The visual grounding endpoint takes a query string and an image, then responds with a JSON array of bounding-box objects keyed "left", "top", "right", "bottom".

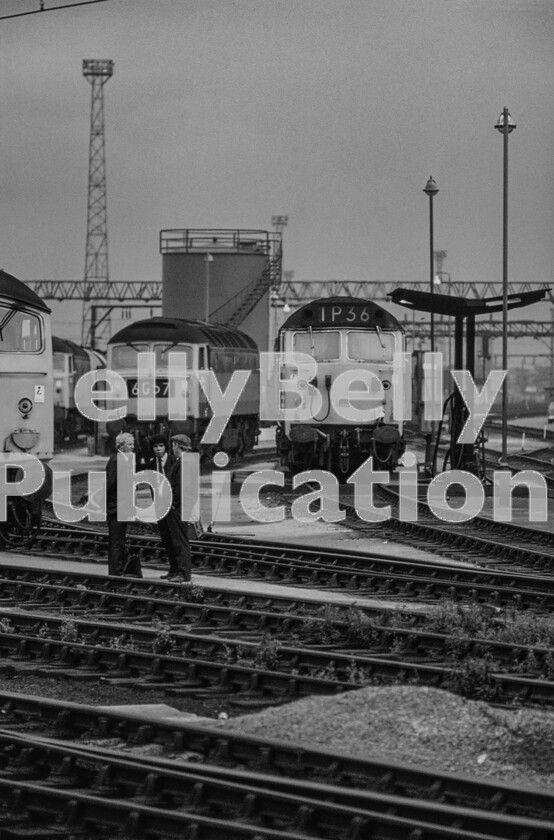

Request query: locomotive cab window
[
  {"left": 293, "top": 330, "right": 341, "bottom": 361},
  {"left": 154, "top": 343, "right": 193, "bottom": 369},
  {"left": 0, "top": 306, "right": 43, "bottom": 352},
  {"left": 347, "top": 330, "right": 395, "bottom": 361},
  {"left": 110, "top": 344, "right": 150, "bottom": 369}
]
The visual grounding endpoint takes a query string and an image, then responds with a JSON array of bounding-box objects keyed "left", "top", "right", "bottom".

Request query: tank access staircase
[
  {"left": 210, "top": 248, "right": 282, "bottom": 328},
  {"left": 159, "top": 228, "right": 282, "bottom": 329}
]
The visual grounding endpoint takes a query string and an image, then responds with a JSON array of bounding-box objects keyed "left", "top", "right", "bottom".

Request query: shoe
[
  {"left": 160, "top": 572, "right": 174, "bottom": 580},
  {"left": 169, "top": 573, "right": 191, "bottom": 583}
]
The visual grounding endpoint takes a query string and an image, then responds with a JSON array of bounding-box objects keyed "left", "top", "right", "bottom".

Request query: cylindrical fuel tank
[{"left": 160, "top": 229, "right": 280, "bottom": 349}]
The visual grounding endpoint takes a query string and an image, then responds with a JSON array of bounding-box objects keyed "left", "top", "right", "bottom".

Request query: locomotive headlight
[{"left": 18, "top": 397, "right": 33, "bottom": 417}]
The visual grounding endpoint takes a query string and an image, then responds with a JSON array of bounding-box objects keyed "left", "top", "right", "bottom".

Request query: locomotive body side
[
  {"left": 0, "top": 271, "right": 53, "bottom": 544},
  {"left": 53, "top": 338, "right": 105, "bottom": 444},
  {"left": 277, "top": 297, "right": 405, "bottom": 477},
  {"left": 0, "top": 277, "right": 53, "bottom": 461},
  {"left": 106, "top": 317, "right": 259, "bottom": 460}
]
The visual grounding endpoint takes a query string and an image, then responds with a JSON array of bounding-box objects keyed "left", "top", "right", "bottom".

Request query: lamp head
[
  {"left": 495, "top": 108, "right": 516, "bottom": 133},
  {"left": 423, "top": 176, "right": 439, "bottom": 197}
]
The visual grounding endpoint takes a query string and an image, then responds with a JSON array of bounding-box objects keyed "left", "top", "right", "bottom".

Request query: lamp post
[
  {"left": 495, "top": 107, "right": 516, "bottom": 462},
  {"left": 423, "top": 177, "right": 439, "bottom": 351},
  {"left": 204, "top": 252, "right": 214, "bottom": 322},
  {"left": 434, "top": 270, "right": 452, "bottom": 368}
]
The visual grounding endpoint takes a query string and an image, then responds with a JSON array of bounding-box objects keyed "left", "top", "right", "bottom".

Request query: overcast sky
[{"left": 0, "top": 0, "right": 552, "bottom": 333}]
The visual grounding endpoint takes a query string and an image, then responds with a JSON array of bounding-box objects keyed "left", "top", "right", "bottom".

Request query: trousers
[
  {"left": 159, "top": 508, "right": 191, "bottom": 579},
  {"left": 107, "top": 515, "right": 128, "bottom": 576}
]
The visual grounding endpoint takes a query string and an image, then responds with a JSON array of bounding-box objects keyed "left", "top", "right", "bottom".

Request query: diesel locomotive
[
  {"left": 0, "top": 270, "right": 53, "bottom": 545},
  {"left": 276, "top": 296, "right": 405, "bottom": 477},
  {"left": 105, "top": 316, "right": 260, "bottom": 461},
  {"left": 53, "top": 337, "right": 105, "bottom": 445}
]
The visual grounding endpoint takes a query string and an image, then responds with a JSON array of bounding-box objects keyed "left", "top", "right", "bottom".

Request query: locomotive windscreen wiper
[
  {"left": 160, "top": 341, "right": 179, "bottom": 357},
  {"left": 375, "top": 325, "right": 386, "bottom": 355},
  {"left": 0, "top": 308, "right": 18, "bottom": 341}
]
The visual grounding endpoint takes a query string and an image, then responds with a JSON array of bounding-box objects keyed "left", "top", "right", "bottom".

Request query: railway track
[
  {"left": 3, "top": 456, "right": 554, "bottom": 833},
  {"left": 0, "top": 692, "right": 553, "bottom": 838},
  {"left": 3, "top": 566, "right": 554, "bottom": 706},
  {"left": 11, "top": 524, "right": 554, "bottom": 610},
  {"left": 341, "top": 480, "right": 554, "bottom": 575},
  {"left": 28, "top": 440, "right": 554, "bottom": 583}
]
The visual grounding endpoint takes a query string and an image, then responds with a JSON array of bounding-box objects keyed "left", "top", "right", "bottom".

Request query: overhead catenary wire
[{"left": 0, "top": 0, "right": 115, "bottom": 20}]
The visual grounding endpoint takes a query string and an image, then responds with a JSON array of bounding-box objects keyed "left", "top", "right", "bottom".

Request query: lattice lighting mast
[{"left": 81, "top": 59, "right": 114, "bottom": 348}]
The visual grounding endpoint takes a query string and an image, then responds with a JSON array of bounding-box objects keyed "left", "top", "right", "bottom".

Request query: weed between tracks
[
  {"left": 0, "top": 618, "right": 14, "bottom": 633},
  {"left": 5, "top": 588, "right": 554, "bottom": 705},
  {"left": 222, "top": 636, "right": 281, "bottom": 670},
  {"left": 173, "top": 583, "right": 205, "bottom": 603},
  {"left": 292, "top": 600, "right": 554, "bottom": 699}
]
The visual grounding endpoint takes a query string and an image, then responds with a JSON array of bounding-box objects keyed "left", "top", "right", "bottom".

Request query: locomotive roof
[
  {"left": 280, "top": 297, "right": 403, "bottom": 331},
  {"left": 109, "top": 317, "right": 258, "bottom": 350},
  {"left": 52, "top": 336, "right": 89, "bottom": 358},
  {"left": 0, "top": 270, "right": 51, "bottom": 313}
]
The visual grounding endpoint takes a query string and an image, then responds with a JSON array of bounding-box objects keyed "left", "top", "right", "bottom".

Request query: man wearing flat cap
[{"left": 158, "top": 434, "right": 193, "bottom": 582}]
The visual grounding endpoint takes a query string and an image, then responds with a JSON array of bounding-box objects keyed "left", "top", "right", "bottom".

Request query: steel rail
[
  {"left": 200, "top": 532, "right": 554, "bottom": 588},
  {"left": 0, "top": 628, "right": 355, "bottom": 700},
  {"left": 5, "top": 575, "right": 554, "bottom": 688},
  {"left": 4, "top": 603, "right": 554, "bottom": 682},
  {"left": 0, "top": 778, "right": 328, "bottom": 840},
  {"left": 346, "top": 482, "right": 554, "bottom": 574},
  {"left": 0, "top": 691, "right": 553, "bottom": 824},
  {"left": 10, "top": 528, "right": 554, "bottom": 609},
  {"left": 2, "top": 612, "right": 554, "bottom": 706},
  {"left": 0, "top": 730, "right": 551, "bottom": 840},
  {"left": 22, "top": 517, "right": 554, "bottom": 595},
  {"left": 0, "top": 576, "right": 341, "bottom": 631},
  {"left": 34, "top": 502, "right": 554, "bottom": 579},
  {"left": 0, "top": 566, "right": 352, "bottom": 617},
  {"left": 46, "top": 487, "right": 554, "bottom": 572},
  {"left": 0, "top": 777, "right": 511, "bottom": 840}
]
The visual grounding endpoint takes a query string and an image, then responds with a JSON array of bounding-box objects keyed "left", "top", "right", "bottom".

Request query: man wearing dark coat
[
  {"left": 160, "top": 433, "right": 193, "bottom": 582},
  {"left": 146, "top": 434, "right": 177, "bottom": 579},
  {"left": 105, "top": 431, "right": 135, "bottom": 576}
]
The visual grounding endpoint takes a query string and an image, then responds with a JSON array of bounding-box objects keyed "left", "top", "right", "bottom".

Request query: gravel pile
[{"left": 210, "top": 685, "right": 554, "bottom": 790}]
